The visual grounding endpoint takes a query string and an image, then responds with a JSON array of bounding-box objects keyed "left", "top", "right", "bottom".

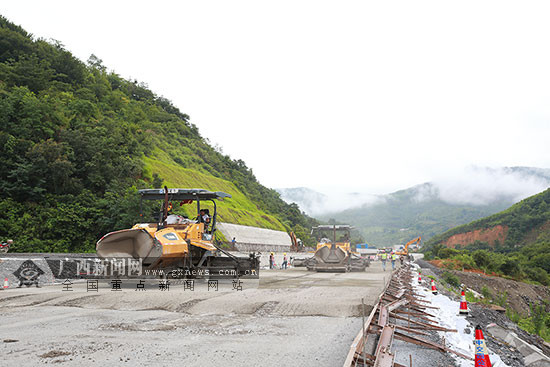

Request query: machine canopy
[{"left": 138, "top": 188, "right": 231, "bottom": 201}]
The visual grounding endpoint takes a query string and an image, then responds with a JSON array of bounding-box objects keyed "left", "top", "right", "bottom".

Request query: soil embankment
[
  {"left": 417, "top": 258, "right": 550, "bottom": 315},
  {"left": 451, "top": 271, "right": 550, "bottom": 315},
  {"left": 444, "top": 225, "right": 508, "bottom": 248}
]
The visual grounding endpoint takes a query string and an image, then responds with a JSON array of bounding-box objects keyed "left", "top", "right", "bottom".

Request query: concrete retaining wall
[
  {"left": 487, "top": 323, "right": 550, "bottom": 366},
  {"left": 217, "top": 223, "right": 291, "bottom": 253}
]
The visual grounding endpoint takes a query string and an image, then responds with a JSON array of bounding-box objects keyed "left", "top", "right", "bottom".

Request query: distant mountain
[
  {"left": 279, "top": 167, "right": 550, "bottom": 247},
  {"left": 321, "top": 183, "right": 514, "bottom": 247},
  {"left": 503, "top": 167, "right": 550, "bottom": 180}
]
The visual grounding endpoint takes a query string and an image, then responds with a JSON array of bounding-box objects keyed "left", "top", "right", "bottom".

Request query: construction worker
[
  {"left": 380, "top": 251, "right": 388, "bottom": 271},
  {"left": 197, "top": 209, "right": 211, "bottom": 232},
  {"left": 282, "top": 253, "right": 288, "bottom": 269},
  {"left": 391, "top": 252, "right": 397, "bottom": 270}
]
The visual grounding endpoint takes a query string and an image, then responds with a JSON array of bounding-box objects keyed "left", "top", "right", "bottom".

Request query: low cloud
[
  {"left": 277, "top": 188, "right": 383, "bottom": 216},
  {"left": 279, "top": 166, "right": 550, "bottom": 215},
  {"left": 422, "top": 166, "right": 550, "bottom": 206},
  {"left": 314, "top": 192, "right": 384, "bottom": 216}
]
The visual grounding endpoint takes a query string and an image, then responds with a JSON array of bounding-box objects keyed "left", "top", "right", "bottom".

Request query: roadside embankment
[{"left": 416, "top": 259, "right": 550, "bottom": 366}]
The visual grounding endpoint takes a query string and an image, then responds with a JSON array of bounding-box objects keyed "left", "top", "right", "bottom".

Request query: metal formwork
[{"left": 343, "top": 263, "right": 474, "bottom": 367}]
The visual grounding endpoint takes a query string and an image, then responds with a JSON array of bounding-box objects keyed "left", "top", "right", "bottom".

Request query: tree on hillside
[{"left": 0, "top": 16, "right": 317, "bottom": 252}]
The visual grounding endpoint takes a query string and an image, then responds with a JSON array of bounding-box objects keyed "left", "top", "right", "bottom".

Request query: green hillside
[
  {"left": 423, "top": 188, "right": 550, "bottom": 286},
  {"left": 426, "top": 187, "right": 550, "bottom": 251},
  {"left": 0, "top": 16, "right": 315, "bottom": 252},
  {"left": 423, "top": 188, "right": 550, "bottom": 343}
]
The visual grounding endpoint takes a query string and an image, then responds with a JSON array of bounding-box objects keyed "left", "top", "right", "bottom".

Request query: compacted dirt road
[{"left": 0, "top": 261, "right": 391, "bottom": 366}]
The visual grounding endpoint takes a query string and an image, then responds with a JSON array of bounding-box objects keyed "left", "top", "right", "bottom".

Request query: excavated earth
[{"left": 444, "top": 225, "right": 508, "bottom": 248}]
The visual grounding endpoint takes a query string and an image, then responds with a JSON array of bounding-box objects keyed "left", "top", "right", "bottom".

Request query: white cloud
[
  {"left": 283, "top": 166, "right": 550, "bottom": 214},
  {"left": 423, "top": 167, "right": 550, "bottom": 205},
  {"left": 278, "top": 188, "right": 383, "bottom": 216},
  {"left": 2, "top": 1, "right": 550, "bottom": 196},
  {"left": 311, "top": 192, "right": 383, "bottom": 216}
]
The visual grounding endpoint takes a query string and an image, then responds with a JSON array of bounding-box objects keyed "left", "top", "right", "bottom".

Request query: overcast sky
[{"left": 3, "top": 1, "right": 550, "bottom": 195}]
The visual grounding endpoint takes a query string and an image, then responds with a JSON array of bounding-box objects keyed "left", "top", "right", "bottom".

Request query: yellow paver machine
[
  {"left": 294, "top": 225, "right": 369, "bottom": 272},
  {"left": 96, "top": 187, "right": 259, "bottom": 278}
]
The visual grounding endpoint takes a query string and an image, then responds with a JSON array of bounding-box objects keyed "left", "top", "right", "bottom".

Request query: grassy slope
[{"left": 143, "top": 156, "right": 286, "bottom": 231}]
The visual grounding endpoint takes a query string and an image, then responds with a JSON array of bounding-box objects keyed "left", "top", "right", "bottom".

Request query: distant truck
[
  {"left": 355, "top": 243, "right": 369, "bottom": 255},
  {"left": 356, "top": 244, "right": 378, "bottom": 260}
]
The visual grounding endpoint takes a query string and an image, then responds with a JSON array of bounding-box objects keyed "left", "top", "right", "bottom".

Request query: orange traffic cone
[
  {"left": 474, "top": 325, "right": 492, "bottom": 367},
  {"left": 431, "top": 279, "right": 438, "bottom": 295},
  {"left": 3, "top": 277, "right": 8, "bottom": 289},
  {"left": 418, "top": 273, "right": 422, "bottom": 284},
  {"left": 459, "top": 289, "right": 468, "bottom": 315}
]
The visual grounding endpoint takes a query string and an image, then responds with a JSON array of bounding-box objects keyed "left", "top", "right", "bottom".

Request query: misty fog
[{"left": 278, "top": 166, "right": 550, "bottom": 216}]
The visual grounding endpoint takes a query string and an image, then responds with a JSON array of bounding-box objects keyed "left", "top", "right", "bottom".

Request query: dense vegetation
[
  {"left": 423, "top": 188, "right": 550, "bottom": 285},
  {"left": 0, "top": 16, "right": 316, "bottom": 252},
  {"left": 425, "top": 237, "right": 550, "bottom": 285}
]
